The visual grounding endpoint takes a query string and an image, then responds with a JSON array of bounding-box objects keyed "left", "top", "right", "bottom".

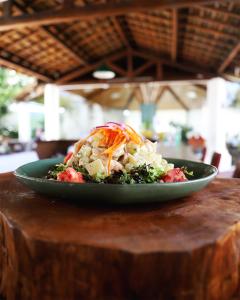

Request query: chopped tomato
[
  {"left": 57, "top": 167, "right": 85, "bottom": 183},
  {"left": 64, "top": 151, "right": 73, "bottom": 164},
  {"left": 162, "top": 168, "right": 187, "bottom": 183}
]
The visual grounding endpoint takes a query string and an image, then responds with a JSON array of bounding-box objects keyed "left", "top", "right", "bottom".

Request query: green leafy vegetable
[
  {"left": 103, "top": 164, "right": 165, "bottom": 184},
  {"left": 46, "top": 164, "right": 67, "bottom": 179},
  {"left": 181, "top": 166, "right": 194, "bottom": 178}
]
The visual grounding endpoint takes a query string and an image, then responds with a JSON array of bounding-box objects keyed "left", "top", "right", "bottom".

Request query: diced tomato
[
  {"left": 162, "top": 168, "right": 187, "bottom": 183},
  {"left": 57, "top": 167, "right": 85, "bottom": 183},
  {"left": 64, "top": 152, "right": 73, "bottom": 164}
]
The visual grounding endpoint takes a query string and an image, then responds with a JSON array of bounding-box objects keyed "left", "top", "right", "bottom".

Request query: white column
[
  {"left": 44, "top": 84, "right": 60, "bottom": 140},
  {"left": 18, "top": 102, "right": 31, "bottom": 142},
  {"left": 202, "top": 78, "right": 231, "bottom": 171}
]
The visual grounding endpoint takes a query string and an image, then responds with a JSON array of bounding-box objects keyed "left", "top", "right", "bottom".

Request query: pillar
[
  {"left": 202, "top": 78, "right": 232, "bottom": 171},
  {"left": 18, "top": 102, "right": 31, "bottom": 142},
  {"left": 44, "top": 84, "right": 60, "bottom": 141}
]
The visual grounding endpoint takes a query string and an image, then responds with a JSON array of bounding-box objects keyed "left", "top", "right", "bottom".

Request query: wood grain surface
[{"left": 0, "top": 173, "right": 240, "bottom": 300}]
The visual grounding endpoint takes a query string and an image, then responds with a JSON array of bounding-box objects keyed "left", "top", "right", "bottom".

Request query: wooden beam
[
  {"left": 0, "top": 0, "right": 234, "bottom": 31},
  {"left": 112, "top": 17, "right": 130, "bottom": 48},
  {"left": 139, "top": 84, "right": 152, "bottom": 103},
  {"left": 132, "top": 49, "right": 216, "bottom": 77},
  {"left": 123, "top": 89, "right": 137, "bottom": 109},
  {"left": 172, "top": 9, "right": 178, "bottom": 62},
  {"left": 127, "top": 50, "right": 133, "bottom": 78},
  {"left": 155, "top": 86, "right": 167, "bottom": 105},
  {"left": 218, "top": 43, "right": 240, "bottom": 73},
  {"left": 156, "top": 62, "right": 163, "bottom": 80},
  {"left": 105, "top": 61, "right": 127, "bottom": 77},
  {"left": 194, "top": 84, "right": 206, "bottom": 92},
  {"left": 43, "top": 28, "right": 87, "bottom": 65},
  {"left": 0, "top": 54, "right": 50, "bottom": 82},
  {"left": 132, "top": 61, "right": 154, "bottom": 77},
  {"left": 56, "top": 50, "right": 127, "bottom": 84},
  {"left": 167, "top": 86, "right": 189, "bottom": 111}
]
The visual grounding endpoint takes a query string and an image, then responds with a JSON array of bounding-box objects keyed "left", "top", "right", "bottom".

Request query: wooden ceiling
[
  {"left": 0, "top": 0, "right": 239, "bottom": 84},
  {"left": 72, "top": 83, "right": 206, "bottom": 110}
]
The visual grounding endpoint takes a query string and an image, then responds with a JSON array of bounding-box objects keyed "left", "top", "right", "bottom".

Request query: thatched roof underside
[{"left": 0, "top": 0, "right": 239, "bottom": 84}]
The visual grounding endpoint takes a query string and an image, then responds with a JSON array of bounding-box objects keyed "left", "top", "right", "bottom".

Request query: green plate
[{"left": 14, "top": 157, "right": 217, "bottom": 204}]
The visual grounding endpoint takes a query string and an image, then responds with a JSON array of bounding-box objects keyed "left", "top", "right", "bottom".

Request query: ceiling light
[
  {"left": 187, "top": 91, "right": 197, "bottom": 99},
  {"left": 92, "top": 65, "right": 116, "bottom": 80},
  {"left": 111, "top": 92, "right": 120, "bottom": 100},
  {"left": 123, "top": 109, "right": 130, "bottom": 117}
]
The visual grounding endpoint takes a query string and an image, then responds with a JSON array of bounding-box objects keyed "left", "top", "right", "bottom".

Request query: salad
[{"left": 46, "top": 122, "right": 192, "bottom": 184}]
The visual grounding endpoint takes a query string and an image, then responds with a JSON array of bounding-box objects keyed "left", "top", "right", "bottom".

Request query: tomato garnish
[
  {"left": 57, "top": 167, "right": 85, "bottom": 183},
  {"left": 162, "top": 168, "right": 187, "bottom": 183}
]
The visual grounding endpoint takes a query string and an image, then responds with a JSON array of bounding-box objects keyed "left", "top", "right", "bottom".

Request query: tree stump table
[{"left": 1, "top": 173, "right": 240, "bottom": 300}]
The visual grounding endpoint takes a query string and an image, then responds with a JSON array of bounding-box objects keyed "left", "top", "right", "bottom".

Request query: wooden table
[{"left": 1, "top": 173, "right": 240, "bottom": 300}]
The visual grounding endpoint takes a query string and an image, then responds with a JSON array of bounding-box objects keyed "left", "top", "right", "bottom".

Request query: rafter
[
  {"left": 105, "top": 61, "right": 127, "bottom": 77},
  {"left": 56, "top": 47, "right": 216, "bottom": 84},
  {"left": 127, "top": 50, "right": 133, "bottom": 78},
  {"left": 156, "top": 62, "right": 163, "bottom": 80},
  {"left": 133, "top": 61, "right": 154, "bottom": 77},
  {"left": 132, "top": 49, "right": 215, "bottom": 77},
  {"left": 172, "top": 9, "right": 178, "bottom": 62},
  {"left": 0, "top": 51, "right": 50, "bottom": 82},
  {"left": 56, "top": 50, "right": 127, "bottom": 84},
  {"left": 218, "top": 43, "right": 240, "bottom": 73},
  {"left": 0, "top": 0, "right": 234, "bottom": 31},
  {"left": 112, "top": 17, "right": 130, "bottom": 48},
  {"left": 43, "top": 28, "right": 87, "bottom": 65},
  {"left": 123, "top": 88, "right": 137, "bottom": 109},
  {"left": 155, "top": 87, "right": 167, "bottom": 105},
  {"left": 167, "top": 87, "right": 189, "bottom": 111}
]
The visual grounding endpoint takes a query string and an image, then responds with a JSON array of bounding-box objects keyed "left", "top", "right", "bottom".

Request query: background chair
[
  {"left": 233, "top": 161, "right": 240, "bottom": 178},
  {"left": 36, "top": 140, "right": 77, "bottom": 159},
  {"left": 201, "top": 147, "right": 207, "bottom": 162},
  {"left": 210, "top": 152, "right": 221, "bottom": 169}
]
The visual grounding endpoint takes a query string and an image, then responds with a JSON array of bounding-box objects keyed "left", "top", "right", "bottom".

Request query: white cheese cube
[{"left": 85, "top": 159, "right": 106, "bottom": 176}]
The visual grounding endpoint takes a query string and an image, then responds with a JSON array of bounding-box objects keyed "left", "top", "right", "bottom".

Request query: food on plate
[{"left": 46, "top": 122, "right": 192, "bottom": 184}]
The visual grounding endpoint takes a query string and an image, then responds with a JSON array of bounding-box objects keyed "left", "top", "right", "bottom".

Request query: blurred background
[{"left": 0, "top": 68, "right": 239, "bottom": 174}]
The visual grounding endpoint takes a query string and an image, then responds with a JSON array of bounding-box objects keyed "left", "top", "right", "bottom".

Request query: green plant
[
  {"left": 0, "top": 127, "right": 18, "bottom": 138},
  {"left": 170, "top": 122, "right": 193, "bottom": 144},
  {"left": 0, "top": 67, "right": 34, "bottom": 117}
]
